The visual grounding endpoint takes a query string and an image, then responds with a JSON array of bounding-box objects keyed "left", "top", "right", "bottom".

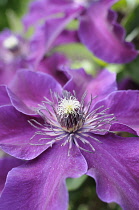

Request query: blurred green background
[{"left": 0, "top": 0, "right": 139, "bottom": 209}]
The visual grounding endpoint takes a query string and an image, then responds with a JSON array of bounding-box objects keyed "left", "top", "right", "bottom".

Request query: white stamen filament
[{"left": 58, "top": 96, "right": 81, "bottom": 116}]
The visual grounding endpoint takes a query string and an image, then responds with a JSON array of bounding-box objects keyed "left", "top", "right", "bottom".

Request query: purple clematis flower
[
  {"left": 0, "top": 69, "right": 139, "bottom": 209},
  {"left": 23, "top": 0, "right": 138, "bottom": 63},
  {"left": 0, "top": 29, "right": 70, "bottom": 86},
  {"left": 26, "top": 7, "right": 81, "bottom": 65},
  {"left": 0, "top": 29, "right": 41, "bottom": 85},
  {"left": 0, "top": 30, "right": 29, "bottom": 85}
]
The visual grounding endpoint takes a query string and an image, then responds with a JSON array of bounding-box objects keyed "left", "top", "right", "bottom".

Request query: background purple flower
[
  {"left": 23, "top": 0, "right": 138, "bottom": 64},
  {"left": 0, "top": 30, "right": 29, "bottom": 85},
  {"left": 0, "top": 29, "right": 71, "bottom": 86}
]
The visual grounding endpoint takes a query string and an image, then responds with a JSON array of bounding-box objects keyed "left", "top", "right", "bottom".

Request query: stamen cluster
[
  {"left": 57, "top": 91, "right": 84, "bottom": 132},
  {"left": 1, "top": 35, "right": 23, "bottom": 63},
  {"left": 29, "top": 91, "right": 115, "bottom": 156},
  {"left": 57, "top": 95, "right": 80, "bottom": 116},
  {"left": 3, "top": 36, "right": 19, "bottom": 51}
]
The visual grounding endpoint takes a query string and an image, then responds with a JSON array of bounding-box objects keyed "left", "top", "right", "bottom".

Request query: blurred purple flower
[
  {"left": 26, "top": 7, "right": 81, "bottom": 65},
  {"left": 0, "top": 69, "right": 139, "bottom": 209},
  {"left": 0, "top": 29, "right": 70, "bottom": 85},
  {"left": 0, "top": 30, "right": 29, "bottom": 85},
  {"left": 23, "top": 0, "right": 138, "bottom": 63}
]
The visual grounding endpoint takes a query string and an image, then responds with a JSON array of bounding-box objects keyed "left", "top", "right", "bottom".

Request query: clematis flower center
[
  {"left": 29, "top": 91, "right": 115, "bottom": 156},
  {"left": 57, "top": 95, "right": 84, "bottom": 132},
  {"left": 58, "top": 97, "right": 80, "bottom": 115},
  {"left": 1, "top": 35, "right": 21, "bottom": 63},
  {"left": 1, "top": 35, "right": 28, "bottom": 64},
  {"left": 3, "top": 35, "right": 19, "bottom": 52}
]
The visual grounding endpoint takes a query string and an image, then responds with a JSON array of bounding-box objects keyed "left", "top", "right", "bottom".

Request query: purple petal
[
  {"left": 64, "top": 68, "right": 117, "bottom": 103},
  {"left": 64, "top": 67, "right": 92, "bottom": 100},
  {"left": 7, "top": 88, "right": 35, "bottom": 115},
  {"left": 85, "top": 69, "right": 117, "bottom": 103},
  {"left": 0, "top": 156, "right": 24, "bottom": 195},
  {"left": 23, "top": 0, "right": 82, "bottom": 29},
  {"left": 0, "top": 65, "right": 17, "bottom": 86},
  {"left": 78, "top": 1, "right": 138, "bottom": 63},
  {"left": 95, "top": 90, "right": 139, "bottom": 135},
  {"left": 81, "top": 134, "right": 139, "bottom": 210},
  {"left": 110, "top": 123, "right": 137, "bottom": 135},
  {"left": 0, "top": 86, "right": 11, "bottom": 107},
  {"left": 28, "top": 6, "right": 82, "bottom": 65},
  {"left": 53, "top": 29, "right": 80, "bottom": 47},
  {"left": 0, "top": 106, "right": 50, "bottom": 160},
  {"left": 0, "top": 144, "right": 87, "bottom": 210},
  {"left": 37, "top": 53, "right": 70, "bottom": 86},
  {"left": 8, "top": 70, "right": 62, "bottom": 114}
]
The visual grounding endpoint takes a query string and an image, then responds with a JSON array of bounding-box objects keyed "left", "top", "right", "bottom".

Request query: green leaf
[
  {"left": 66, "top": 175, "right": 87, "bottom": 191},
  {"left": 6, "top": 10, "right": 23, "bottom": 33},
  {"left": 124, "top": 5, "right": 139, "bottom": 35},
  {"left": 112, "top": 0, "right": 127, "bottom": 11},
  {"left": 122, "top": 57, "right": 139, "bottom": 84},
  {"left": 0, "top": 0, "right": 31, "bottom": 30},
  {"left": 54, "top": 43, "right": 107, "bottom": 75}
]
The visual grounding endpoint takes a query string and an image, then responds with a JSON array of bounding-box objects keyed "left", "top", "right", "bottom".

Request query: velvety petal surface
[
  {"left": 53, "top": 29, "right": 80, "bottom": 47},
  {"left": 78, "top": 0, "right": 138, "bottom": 63},
  {"left": 23, "top": 0, "right": 82, "bottom": 29},
  {"left": 94, "top": 90, "right": 139, "bottom": 135},
  {"left": 43, "top": 12, "right": 80, "bottom": 52},
  {"left": 110, "top": 123, "right": 138, "bottom": 135},
  {"left": 8, "top": 70, "right": 62, "bottom": 114},
  {"left": 0, "top": 86, "right": 11, "bottom": 107},
  {"left": 0, "top": 64, "right": 17, "bottom": 86},
  {"left": 0, "top": 156, "right": 24, "bottom": 195},
  {"left": 28, "top": 5, "right": 82, "bottom": 66},
  {"left": 0, "top": 144, "right": 87, "bottom": 210},
  {"left": 38, "top": 53, "right": 70, "bottom": 86},
  {"left": 0, "top": 105, "right": 51, "bottom": 160},
  {"left": 64, "top": 68, "right": 117, "bottom": 103},
  {"left": 81, "top": 133, "right": 139, "bottom": 210}
]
